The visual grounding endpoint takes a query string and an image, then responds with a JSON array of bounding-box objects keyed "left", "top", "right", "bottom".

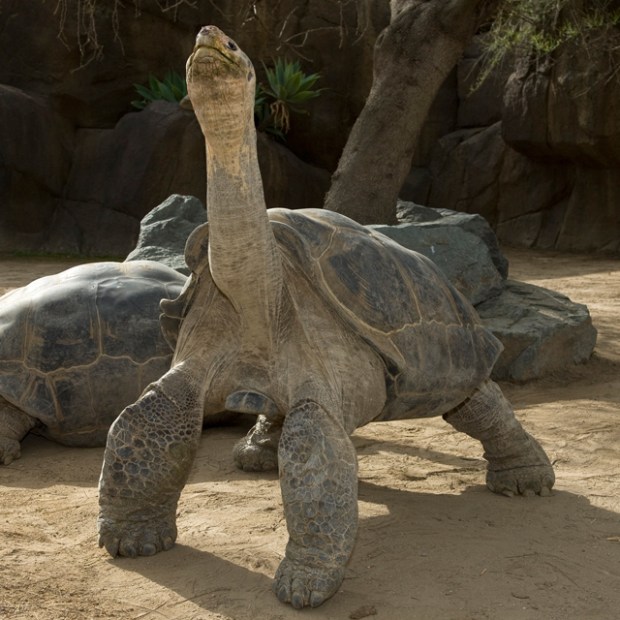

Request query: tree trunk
[{"left": 324, "top": 0, "right": 495, "bottom": 224}]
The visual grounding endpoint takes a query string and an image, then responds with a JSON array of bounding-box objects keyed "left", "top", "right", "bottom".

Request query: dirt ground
[{"left": 1, "top": 249, "right": 619, "bottom": 620}]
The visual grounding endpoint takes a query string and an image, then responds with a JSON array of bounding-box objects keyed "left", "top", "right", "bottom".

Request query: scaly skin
[
  {"left": 0, "top": 399, "right": 35, "bottom": 465},
  {"left": 232, "top": 414, "right": 281, "bottom": 472},
  {"left": 275, "top": 401, "right": 358, "bottom": 609},
  {"left": 97, "top": 26, "right": 556, "bottom": 610},
  {"left": 98, "top": 366, "right": 204, "bottom": 556},
  {"left": 444, "top": 380, "right": 555, "bottom": 496}
]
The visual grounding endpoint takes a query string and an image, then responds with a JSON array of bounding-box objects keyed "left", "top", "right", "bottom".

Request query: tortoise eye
[{"left": 227, "top": 40, "right": 238, "bottom": 51}]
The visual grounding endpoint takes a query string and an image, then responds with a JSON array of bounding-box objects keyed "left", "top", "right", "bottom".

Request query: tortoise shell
[
  {"left": 0, "top": 261, "right": 185, "bottom": 445},
  {"left": 181, "top": 208, "right": 502, "bottom": 420},
  {"left": 270, "top": 208, "right": 502, "bottom": 419}
]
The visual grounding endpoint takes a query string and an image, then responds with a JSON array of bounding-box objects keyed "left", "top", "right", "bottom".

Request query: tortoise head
[{"left": 186, "top": 26, "right": 255, "bottom": 149}]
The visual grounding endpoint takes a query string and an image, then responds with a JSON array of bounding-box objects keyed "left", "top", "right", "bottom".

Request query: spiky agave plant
[
  {"left": 254, "top": 58, "right": 324, "bottom": 137},
  {"left": 131, "top": 71, "right": 187, "bottom": 109}
]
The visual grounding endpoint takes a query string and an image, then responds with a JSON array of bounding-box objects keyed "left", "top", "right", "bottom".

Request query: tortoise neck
[{"left": 205, "top": 124, "right": 283, "bottom": 351}]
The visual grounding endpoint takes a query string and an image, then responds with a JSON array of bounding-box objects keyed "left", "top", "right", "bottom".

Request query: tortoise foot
[
  {"left": 487, "top": 463, "right": 555, "bottom": 497},
  {"left": 273, "top": 557, "right": 344, "bottom": 609},
  {"left": 0, "top": 437, "right": 21, "bottom": 465},
  {"left": 486, "top": 430, "right": 555, "bottom": 497},
  {"left": 97, "top": 516, "right": 177, "bottom": 558},
  {"left": 232, "top": 437, "right": 278, "bottom": 471},
  {"left": 232, "top": 415, "right": 281, "bottom": 472}
]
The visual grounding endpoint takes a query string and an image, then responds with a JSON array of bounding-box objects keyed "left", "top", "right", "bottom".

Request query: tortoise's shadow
[
  {"left": 105, "top": 483, "right": 620, "bottom": 619},
  {"left": 106, "top": 544, "right": 279, "bottom": 616}
]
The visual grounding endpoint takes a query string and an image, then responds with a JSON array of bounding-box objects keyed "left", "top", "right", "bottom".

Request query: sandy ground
[{"left": 1, "top": 250, "right": 619, "bottom": 620}]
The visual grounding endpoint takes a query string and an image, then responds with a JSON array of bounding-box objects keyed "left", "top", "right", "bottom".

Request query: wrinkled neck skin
[{"left": 195, "top": 101, "right": 284, "bottom": 358}]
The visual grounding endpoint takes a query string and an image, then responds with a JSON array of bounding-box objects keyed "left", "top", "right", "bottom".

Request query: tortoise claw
[{"left": 97, "top": 517, "right": 177, "bottom": 559}]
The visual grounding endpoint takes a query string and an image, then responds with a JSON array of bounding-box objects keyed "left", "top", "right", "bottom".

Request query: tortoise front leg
[
  {"left": 98, "top": 366, "right": 203, "bottom": 557},
  {"left": 274, "top": 400, "right": 358, "bottom": 609},
  {"left": 0, "top": 397, "right": 36, "bottom": 465}
]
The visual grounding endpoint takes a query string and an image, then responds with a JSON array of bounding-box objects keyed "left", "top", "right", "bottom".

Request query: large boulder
[
  {"left": 477, "top": 280, "right": 597, "bottom": 382},
  {"left": 125, "top": 194, "right": 206, "bottom": 274},
  {"left": 0, "top": 85, "right": 74, "bottom": 253},
  {"left": 371, "top": 202, "right": 507, "bottom": 305},
  {"left": 397, "top": 201, "right": 508, "bottom": 278},
  {"left": 130, "top": 197, "right": 509, "bottom": 305}
]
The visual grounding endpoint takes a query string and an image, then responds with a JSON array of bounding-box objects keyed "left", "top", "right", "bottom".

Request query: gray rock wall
[
  {"left": 1, "top": 1, "right": 618, "bottom": 254},
  {"left": 404, "top": 27, "right": 620, "bottom": 253},
  {"left": 0, "top": 1, "right": 379, "bottom": 256}
]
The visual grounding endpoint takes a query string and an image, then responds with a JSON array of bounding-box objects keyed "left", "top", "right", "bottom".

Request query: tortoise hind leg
[
  {"left": 0, "top": 397, "right": 36, "bottom": 465},
  {"left": 444, "top": 379, "right": 555, "bottom": 497}
]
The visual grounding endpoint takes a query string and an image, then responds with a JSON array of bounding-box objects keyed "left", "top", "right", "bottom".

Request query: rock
[
  {"left": 371, "top": 202, "right": 506, "bottom": 305},
  {"left": 131, "top": 196, "right": 508, "bottom": 306},
  {"left": 423, "top": 120, "right": 620, "bottom": 253},
  {"left": 397, "top": 201, "right": 509, "bottom": 279},
  {"left": 42, "top": 202, "right": 139, "bottom": 257},
  {"left": 457, "top": 34, "right": 512, "bottom": 129},
  {"left": 127, "top": 196, "right": 595, "bottom": 383},
  {"left": 495, "top": 146, "right": 572, "bottom": 249},
  {"left": 427, "top": 123, "right": 506, "bottom": 227},
  {"left": 126, "top": 195, "right": 206, "bottom": 274},
  {"left": 408, "top": 17, "right": 620, "bottom": 254},
  {"left": 65, "top": 102, "right": 206, "bottom": 224},
  {"left": 17, "top": 101, "right": 329, "bottom": 257},
  {"left": 380, "top": 201, "right": 597, "bottom": 381},
  {"left": 477, "top": 280, "right": 597, "bottom": 382},
  {"left": 0, "top": 2, "right": 197, "bottom": 127},
  {"left": 553, "top": 167, "right": 620, "bottom": 253},
  {"left": 400, "top": 70, "right": 458, "bottom": 203},
  {"left": 412, "top": 69, "right": 458, "bottom": 167},
  {"left": 0, "top": 85, "right": 73, "bottom": 253},
  {"left": 503, "top": 32, "right": 620, "bottom": 167},
  {"left": 256, "top": 133, "right": 330, "bottom": 211}
]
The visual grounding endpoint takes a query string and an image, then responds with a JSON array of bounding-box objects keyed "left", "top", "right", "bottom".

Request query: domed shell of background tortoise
[{"left": 0, "top": 261, "right": 185, "bottom": 445}]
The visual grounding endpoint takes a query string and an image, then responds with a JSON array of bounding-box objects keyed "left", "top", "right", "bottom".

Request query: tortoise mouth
[
  {"left": 187, "top": 44, "right": 244, "bottom": 80},
  {"left": 193, "top": 44, "right": 233, "bottom": 63}
]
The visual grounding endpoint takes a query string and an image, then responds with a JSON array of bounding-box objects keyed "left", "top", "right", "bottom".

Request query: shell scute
[
  {"left": 324, "top": 229, "right": 420, "bottom": 333},
  {"left": 21, "top": 373, "right": 57, "bottom": 421},
  {"left": 26, "top": 285, "right": 99, "bottom": 373}
]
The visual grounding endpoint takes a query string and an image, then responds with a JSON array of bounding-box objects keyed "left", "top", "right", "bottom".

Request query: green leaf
[{"left": 131, "top": 70, "right": 188, "bottom": 109}]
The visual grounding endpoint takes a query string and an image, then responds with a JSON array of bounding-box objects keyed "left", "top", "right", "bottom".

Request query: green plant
[
  {"left": 255, "top": 58, "right": 324, "bottom": 137},
  {"left": 478, "top": 0, "right": 620, "bottom": 86},
  {"left": 131, "top": 70, "right": 187, "bottom": 109},
  {"left": 131, "top": 60, "right": 323, "bottom": 137}
]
